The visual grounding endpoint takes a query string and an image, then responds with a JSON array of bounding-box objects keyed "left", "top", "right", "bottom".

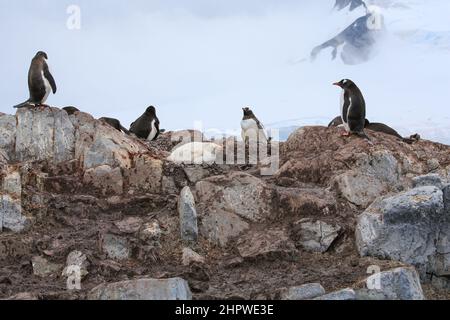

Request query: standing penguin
[
  {"left": 333, "top": 79, "right": 370, "bottom": 140},
  {"left": 241, "top": 107, "right": 268, "bottom": 143},
  {"left": 14, "top": 51, "right": 57, "bottom": 108},
  {"left": 130, "top": 106, "right": 160, "bottom": 141}
]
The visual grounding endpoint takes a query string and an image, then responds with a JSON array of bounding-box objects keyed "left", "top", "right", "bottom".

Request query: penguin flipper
[
  {"left": 44, "top": 64, "right": 57, "bottom": 94},
  {"left": 154, "top": 118, "right": 161, "bottom": 140}
]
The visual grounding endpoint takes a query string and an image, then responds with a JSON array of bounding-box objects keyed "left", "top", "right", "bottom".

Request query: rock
[
  {"left": 31, "top": 256, "right": 62, "bottom": 278},
  {"left": 0, "top": 195, "right": 29, "bottom": 233},
  {"left": 101, "top": 234, "right": 131, "bottom": 261},
  {"left": 2, "top": 168, "right": 21, "bottom": 196},
  {"left": 178, "top": 187, "right": 198, "bottom": 244},
  {"left": 6, "top": 292, "right": 39, "bottom": 300},
  {"left": 276, "top": 187, "right": 336, "bottom": 216},
  {"left": 431, "top": 275, "right": 450, "bottom": 290},
  {"left": 293, "top": 219, "right": 341, "bottom": 253},
  {"left": 0, "top": 114, "right": 17, "bottom": 162},
  {"left": 182, "top": 248, "right": 205, "bottom": 266},
  {"left": 442, "top": 184, "right": 450, "bottom": 211},
  {"left": 200, "top": 210, "right": 249, "bottom": 247},
  {"left": 168, "top": 142, "right": 223, "bottom": 164},
  {"left": 162, "top": 176, "right": 179, "bottom": 195},
  {"left": 355, "top": 289, "right": 390, "bottom": 300},
  {"left": 114, "top": 217, "right": 143, "bottom": 234},
  {"left": 62, "top": 251, "right": 89, "bottom": 279},
  {"left": 83, "top": 165, "right": 123, "bottom": 195},
  {"left": 434, "top": 219, "right": 450, "bottom": 276},
  {"left": 126, "top": 155, "right": 162, "bottom": 193},
  {"left": 196, "top": 172, "right": 274, "bottom": 222},
  {"left": 334, "top": 150, "right": 400, "bottom": 207},
  {"left": 139, "top": 221, "right": 163, "bottom": 242},
  {"left": 237, "top": 229, "right": 298, "bottom": 261},
  {"left": 0, "top": 166, "right": 28, "bottom": 233},
  {"left": 314, "top": 288, "right": 356, "bottom": 300},
  {"left": 279, "top": 283, "right": 326, "bottom": 300},
  {"left": 15, "top": 108, "right": 75, "bottom": 164},
  {"left": 356, "top": 186, "right": 444, "bottom": 276},
  {"left": 427, "top": 158, "right": 440, "bottom": 172},
  {"left": 412, "top": 174, "right": 445, "bottom": 189},
  {"left": 183, "top": 166, "right": 208, "bottom": 183},
  {"left": 88, "top": 277, "right": 192, "bottom": 300},
  {"left": 365, "top": 267, "right": 424, "bottom": 300}
]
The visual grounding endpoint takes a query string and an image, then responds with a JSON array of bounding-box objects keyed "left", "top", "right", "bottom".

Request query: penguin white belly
[
  {"left": 147, "top": 120, "right": 157, "bottom": 141},
  {"left": 241, "top": 119, "right": 259, "bottom": 141},
  {"left": 340, "top": 90, "right": 351, "bottom": 132},
  {"left": 41, "top": 70, "right": 52, "bottom": 103}
]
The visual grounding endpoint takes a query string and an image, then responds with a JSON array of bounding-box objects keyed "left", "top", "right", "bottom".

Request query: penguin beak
[{"left": 333, "top": 82, "right": 341, "bottom": 87}]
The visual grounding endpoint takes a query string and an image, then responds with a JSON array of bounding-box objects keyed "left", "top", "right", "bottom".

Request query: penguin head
[
  {"left": 35, "top": 51, "right": 48, "bottom": 60},
  {"left": 145, "top": 106, "right": 156, "bottom": 115},
  {"left": 242, "top": 106, "right": 253, "bottom": 117},
  {"left": 333, "top": 79, "right": 355, "bottom": 89}
]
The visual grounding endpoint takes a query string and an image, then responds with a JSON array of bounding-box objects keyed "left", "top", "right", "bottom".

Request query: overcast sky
[{"left": 1, "top": 1, "right": 449, "bottom": 143}]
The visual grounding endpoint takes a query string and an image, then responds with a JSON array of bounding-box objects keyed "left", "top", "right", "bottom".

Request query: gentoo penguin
[
  {"left": 14, "top": 51, "right": 57, "bottom": 108},
  {"left": 130, "top": 106, "right": 160, "bottom": 141},
  {"left": 241, "top": 107, "right": 268, "bottom": 143},
  {"left": 63, "top": 106, "right": 80, "bottom": 115},
  {"left": 99, "top": 117, "right": 130, "bottom": 135},
  {"left": 333, "top": 79, "right": 370, "bottom": 140}
]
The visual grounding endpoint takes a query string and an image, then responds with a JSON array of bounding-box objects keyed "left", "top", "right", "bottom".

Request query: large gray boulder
[
  {"left": 88, "top": 278, "right": 192, "bottom": 300},
  {"left": 15, "top": 108, "right": 75, "bottom": 164},
  {"left": 356, "top": 186, "right": 446, "bottom": 276},
  {"left": 365, "top": 267, "right": 424, "bottom": 300},
  {"left": 334, "top": 151, "right": 401, "bottom": 207}
]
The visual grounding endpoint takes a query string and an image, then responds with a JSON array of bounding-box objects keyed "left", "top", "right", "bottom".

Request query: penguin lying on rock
[
  {"left": 99, "top": 117, "right": 130, "bottom": 135},
  {"left": 328, "top": 116, "right": 421, "bottom": 144},
  {"left": 62, "top": 106, "right": 80, "bottom": 115}
]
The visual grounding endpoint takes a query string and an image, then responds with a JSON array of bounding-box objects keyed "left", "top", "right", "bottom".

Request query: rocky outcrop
[{"left": 2, "top": 110, "right": 450, "bottom": 300}]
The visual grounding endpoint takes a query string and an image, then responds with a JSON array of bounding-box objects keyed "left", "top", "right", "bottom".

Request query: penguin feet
[
  {"left": 341, "top": 131, "right": 351, "bottom": 137},
  {"left": 35, "top": 104, "right": 50, "bottom": 110}
]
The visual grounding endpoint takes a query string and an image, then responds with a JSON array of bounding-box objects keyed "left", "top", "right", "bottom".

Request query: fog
[{"left": 1, "top": 0, "right": 449, "bottom": 143}]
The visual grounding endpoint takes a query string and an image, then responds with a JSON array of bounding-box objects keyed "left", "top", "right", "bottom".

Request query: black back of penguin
[{"left": 130, "top": 106, "right": 160, "bottom": 140}]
